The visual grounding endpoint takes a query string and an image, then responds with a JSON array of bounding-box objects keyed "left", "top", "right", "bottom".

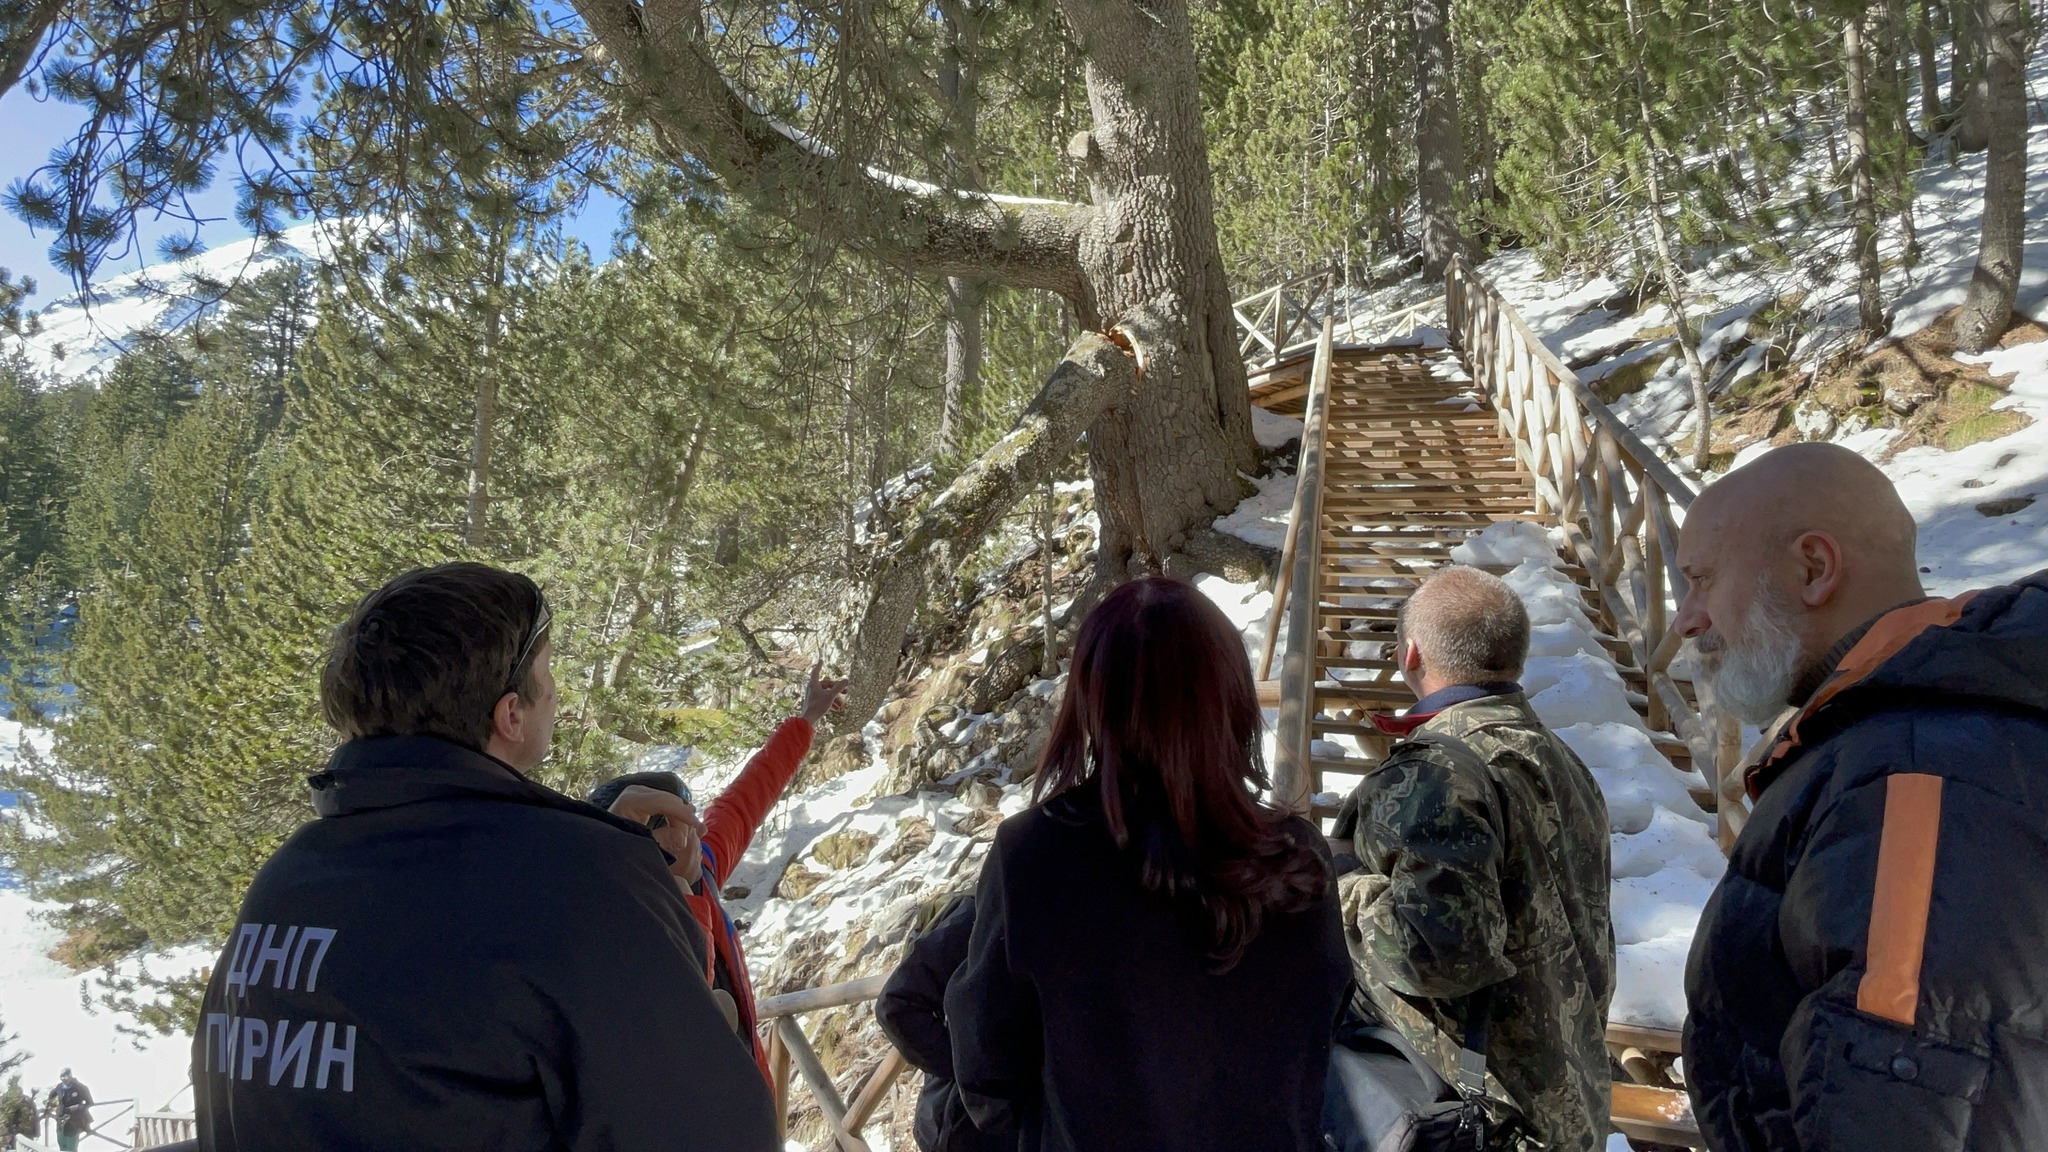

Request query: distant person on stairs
[
  {"left": 47, "top": 1070, "right": 91, "bottom": 1151},
  {"left": 1677, "top": 443, "right": 2048, "bottom": 1152},
  {"left": 947, "top": 576, "right": 1350, "bottom": 1152},
  {"left": 876, "top": 893, "right": 1016, "bottom": 1152},
  {"left": 1329, "top": 564, "right": 1614, "bottom": 1152},
  {"left": 588, "top": 662, "right": 847, "bottom": 1085},
  {"left": 192, "top": 563, "right": 776, "bottom": 1152}
]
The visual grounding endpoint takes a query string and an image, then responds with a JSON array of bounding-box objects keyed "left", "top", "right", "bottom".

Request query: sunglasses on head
[{"left": 504, "top": 592, "right": 552, "bottom": 698}]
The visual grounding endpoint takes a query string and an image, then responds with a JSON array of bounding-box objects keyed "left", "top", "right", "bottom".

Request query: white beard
[{"left": 1696, "top": 577, "right": 1808, "bottom": 726}]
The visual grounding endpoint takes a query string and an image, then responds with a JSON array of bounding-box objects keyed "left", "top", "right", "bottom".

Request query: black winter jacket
[
  {"left": 876, "top": 894, "right": 1015, "bottom": 1152},
  {"left": 946, "top": 787, "right": 1350, "bottom": 1152},
  {"left": 192, "top": 736, "right": 777, "bottom": 1152},
  {"left": 1685, "top": 571, "right": 2048, "bottom": 1152}
]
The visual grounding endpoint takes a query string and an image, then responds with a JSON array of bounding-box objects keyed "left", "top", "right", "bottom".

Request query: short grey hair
[{"left": 1398, "top": 565, "right": 1530, "bottom": 684}]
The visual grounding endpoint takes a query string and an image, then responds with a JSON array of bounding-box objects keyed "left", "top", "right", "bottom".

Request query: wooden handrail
[
  {"left": 1444, "top": 254, "right": 1740, "bottom": 833},
  {"left": 757, "top": 973, "right": 890, "bottom": 1019},
  {"left": 1235, "top": 270, "right": 1334, "bottom": 368},
  {"left": 1271, "top": 317, "right": 1336, "bottom": 815},
  {"left": 755, "top": 974, "right": 909, "bottom": 1151}
]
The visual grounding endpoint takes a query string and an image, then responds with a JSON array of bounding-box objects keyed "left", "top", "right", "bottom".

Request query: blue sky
[{"left": 1, "top": 86, "right": 629, "bottom": 308}]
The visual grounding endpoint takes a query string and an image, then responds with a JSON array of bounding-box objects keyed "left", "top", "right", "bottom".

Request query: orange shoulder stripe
[
  {"left": 1857, "top": 772, "right": 1945, "bottom": 1025},
  {"left": 1767, "top": 592, "right": 1982, "bottom": 768}
]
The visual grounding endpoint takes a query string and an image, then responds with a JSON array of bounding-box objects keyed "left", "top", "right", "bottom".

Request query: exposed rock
[
  {"left": 1976, "top": 494, "right": 2037, "bottom": 517},
  {"left": 776, "top": 864, "right": 827, "bottom": 900},
  {"left": 811, "top": 828, "right": 880, "bottom": 870},
  {"left": 1792, "top": 400, "right": 1837, "bottom": 441}
]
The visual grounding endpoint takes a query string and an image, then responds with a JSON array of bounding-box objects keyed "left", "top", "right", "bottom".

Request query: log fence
[
  {"left": 756, "top": 974, "right": 913, "bottom": 1151},
  {"left": 1445, "top": 254, "right": 1745, "bottom": 838}
]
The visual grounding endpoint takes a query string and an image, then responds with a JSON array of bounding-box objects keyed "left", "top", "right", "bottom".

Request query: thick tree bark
[
  {"left": 574, "top": 0, "right": 1091, "bottom": 297},
  {"left": 1915, "top": 0, "right": 1943, "bottom": 133},
  {"left": 576, "top": 0, "right": 1255, "bottom": 588},
  {"left": 0, "top": 0, "right": 64, "bottom": 102},
  {"left": 1412, "top": 0, "right": 1465, "bottom": 283},
  {"left": 1845, "top": 13, "right": 1890, "bottom": 339},
  {"left": 1059, "top": 0, "right": 1259, "bottom": 580},
  {"left": 1955, "top": 0, "right": 2029, "bottom": 352},
  {"left": 829, "top": 307, "right": 1165, "bottom": 734},
  {"left": 935, "top": 0, "right": 989, "bottom": 457},
  {"left": 940, "top": 276, "right": 985, "bottom": 455}
]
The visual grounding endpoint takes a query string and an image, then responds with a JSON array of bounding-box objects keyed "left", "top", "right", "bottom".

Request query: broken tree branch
[{"left": 825, "top": 296, "right": 1175, "bottom": 735}]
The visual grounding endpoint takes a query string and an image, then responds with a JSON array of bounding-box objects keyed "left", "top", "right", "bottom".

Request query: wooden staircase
[
  {"left": 757, "top": 264, "right": 1748, "bottom": 1151},
  {"left": 1257, "top": 262, "right": 1749, "bottom": 1148}
]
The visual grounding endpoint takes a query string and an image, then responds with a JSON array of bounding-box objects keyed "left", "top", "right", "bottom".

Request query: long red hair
[{"left": 1035, "top": 576, "right": 1328, "bottom": 970}]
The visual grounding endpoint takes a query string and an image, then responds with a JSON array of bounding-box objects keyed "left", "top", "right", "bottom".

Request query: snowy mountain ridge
[{"left": 5, "top": 220, "right": 349, "bottom": 383}]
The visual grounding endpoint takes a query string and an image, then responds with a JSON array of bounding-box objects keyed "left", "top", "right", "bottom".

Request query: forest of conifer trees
[{"left": 0, "top": 0, "right": 2036, "bottom": 1027}]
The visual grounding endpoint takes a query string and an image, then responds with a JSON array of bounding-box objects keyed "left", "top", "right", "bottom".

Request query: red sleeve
[{"left": 700, "top": 717, "right": 814, "bottom": 887}]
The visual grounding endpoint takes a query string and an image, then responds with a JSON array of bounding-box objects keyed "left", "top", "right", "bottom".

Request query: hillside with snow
[{"left": 4, "top": 220, "right": 347, "bottom": 383}]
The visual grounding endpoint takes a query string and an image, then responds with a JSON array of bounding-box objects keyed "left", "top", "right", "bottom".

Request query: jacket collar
[
  {"left": 308, "top": 735, "right": 662, "bottom": 847},
  {"left": 1746, "top": 592, "right": 1983, "bottom": 799},
  {"left": 1372, "top": 682, "right": 1522, "bottom": 737}
]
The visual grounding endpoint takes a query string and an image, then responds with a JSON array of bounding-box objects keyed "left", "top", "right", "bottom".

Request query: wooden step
[{"left": 1611, "top": 1083, "right": 1702, "bottom": 1147}]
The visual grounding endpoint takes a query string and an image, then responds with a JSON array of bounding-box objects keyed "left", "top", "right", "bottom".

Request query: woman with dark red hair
[{"left": 945, "top": 576, "right": 1348, "bottom": 1152}]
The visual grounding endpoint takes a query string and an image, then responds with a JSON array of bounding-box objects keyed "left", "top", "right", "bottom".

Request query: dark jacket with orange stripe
[{"left": 1684, "top": 571, "right": 2048, "bottom": 1152}]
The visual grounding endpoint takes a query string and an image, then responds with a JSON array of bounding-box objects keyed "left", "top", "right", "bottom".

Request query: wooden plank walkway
[{"left": 1255, "top": 344, "right": 1705, "bottom": 1149}]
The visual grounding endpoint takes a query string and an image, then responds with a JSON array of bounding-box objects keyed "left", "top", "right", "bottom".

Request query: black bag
[
  {"left": 1322, "top": 987, "right": 1499, "bottom": 1152},
  {"left": 1323, "top": 731, "right": 1516, "bottom": 1152}
]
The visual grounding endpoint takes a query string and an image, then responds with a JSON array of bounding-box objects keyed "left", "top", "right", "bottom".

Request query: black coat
[
  {"left": 946, "top": 787, "right": 1349, "bottom": 1152},
  {"left": 876, "top": 894, "right": 1015, "bottom": 1152},
  {"left": 192, "top": 736, "right": 776, "bottom": 1152},
  {"left": 1685, "top": 572, "right": 2048, "bottom": 1152}
]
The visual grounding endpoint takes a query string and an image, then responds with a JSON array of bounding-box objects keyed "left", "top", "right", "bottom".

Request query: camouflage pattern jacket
[{"left": 1335, "top": 692, "right": 1614, "bottom": 1152}]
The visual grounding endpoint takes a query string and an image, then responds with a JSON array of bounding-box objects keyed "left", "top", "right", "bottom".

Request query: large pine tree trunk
[
  {"left": 1954, "top": 0, "right": 2028, "bottom": 352},
  {"left": 1845, "top": 12, "right": 1889, "bottom": 338},
  {"left": 1915, "top": 0, "right": 1942, "bottom": 133},
  {"left": 1060, "top": 0, "right": 1259, "bottom": 580},
  {"left": 579, "top": 0, "right": 1257, "bottom": 718},
  {"left": 1412, "top": 0, "right": 1465, "bottom": 283},
  {"left": 939, "top": 276, "right": 985, "bottom": 456}
]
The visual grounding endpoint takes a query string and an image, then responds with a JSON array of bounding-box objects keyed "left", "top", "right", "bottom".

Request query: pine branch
[{"left": 572, "top": 0, "right": 1093, "bottom": 299}]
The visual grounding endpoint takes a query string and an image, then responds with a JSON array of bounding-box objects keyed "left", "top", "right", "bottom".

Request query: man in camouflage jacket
[{"left": 1334, "top": 566, "right": 1614, "bottom": 1152}]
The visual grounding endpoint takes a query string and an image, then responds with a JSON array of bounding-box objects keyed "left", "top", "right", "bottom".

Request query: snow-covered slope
[
  {"left": 6, "top": 220, "right": 346, "bottom": 382},
  {"left": 1478, "top": 49, "right": 2048, "bottom": 596},
  {"left": 0, "top": 721, "right": 208, "bottom": 1124}
]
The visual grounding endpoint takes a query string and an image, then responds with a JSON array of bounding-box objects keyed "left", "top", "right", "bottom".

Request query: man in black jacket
[
  {"left": 191, "top": 563, "right": 776, "bottom": 1152},
  {"left": 1677, "top": 443, "right": 2048, "bottom": 1151},
  {"left": 876, "top": 894, "right": 1015, "bottom": 1152}
]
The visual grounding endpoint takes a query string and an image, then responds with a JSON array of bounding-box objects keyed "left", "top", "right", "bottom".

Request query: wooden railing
[
  {"left": 133, "top": 1111, "right": 197, "bottom": 1148},
  {"left": 1235, "top": 270, "right": 1334, "bottom": 369},
  {"left": 758, "top": 974, "right": 912, "bottom": 1151},
  {"left": 1445, "top": 254, "right": 1742, "bottom": 831},
  {"left": 1269, "top": 317, "right": 1336, "bottom": 814}
]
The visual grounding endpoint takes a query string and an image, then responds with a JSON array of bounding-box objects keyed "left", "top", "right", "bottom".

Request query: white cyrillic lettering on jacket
[
  {"left": 269, "top": 1019, "right": 317, "bottom": 1088},
  {"left": 291, "top": 927, "right": 337, "bottom": 991},
  {"left": 203, "top": 1013, "right": 232, "bottom": 1073},
  {"left": 250, "top": 924, "right": 300, "bottom": 990},
  {"left": 238, "top": 1018, "right": 270, "bottom": 1081},
  {"left": 224, "top": 923, "right": 263, "bottom": 997},
  {"left": 316, "top": 1022, "right": 356, "bottom": 1092}
]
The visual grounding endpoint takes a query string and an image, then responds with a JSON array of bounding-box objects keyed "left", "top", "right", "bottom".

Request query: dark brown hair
[
  {"left": 1035, "top": 576, "right": 1328, "bottom": 970},
  {"left": 320, "top": 562, "right": 547, "bottom": 751}
]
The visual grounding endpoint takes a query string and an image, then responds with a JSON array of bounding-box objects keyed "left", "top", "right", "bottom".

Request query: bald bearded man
[{"left": 1675, "top": 443, "right": 2048, "bottom": 1152}]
